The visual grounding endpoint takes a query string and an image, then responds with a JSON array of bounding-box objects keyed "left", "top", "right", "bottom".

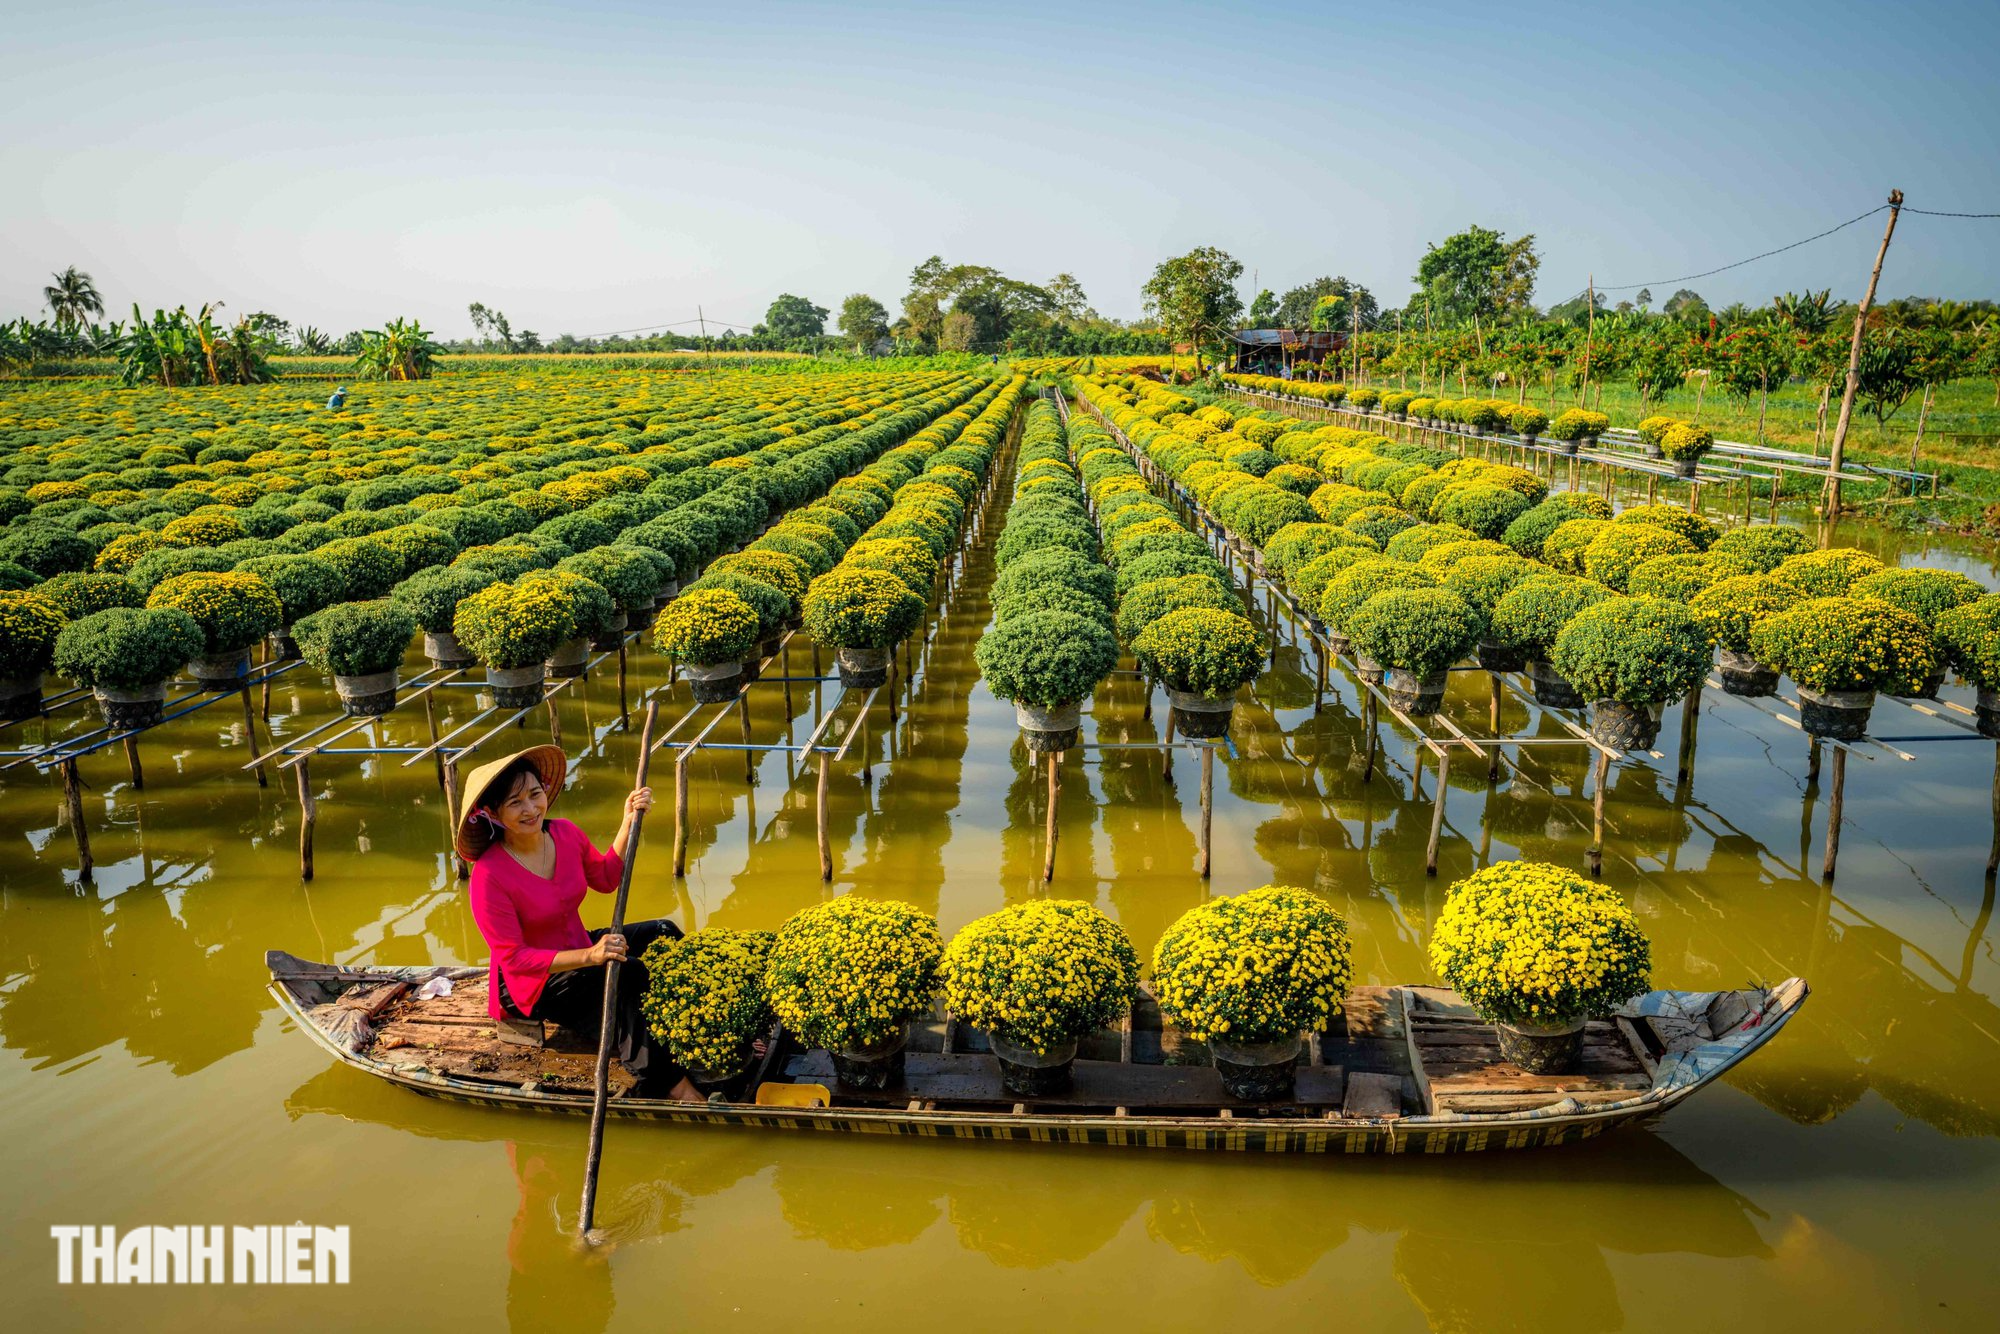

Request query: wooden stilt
[
  {"left": 545, "top": 694, "right": 562, "bottom": 745},
  {"left": 441, "top": 758, "right": 464, "bottom": 879},
  {"left": 738, "top": 694, "right": 754, "bottom": 783},
  {"left": 123, "top": 736, "right": 143, "bottom": 789},
  {"left": 1807, "top": 737, "right": 1823, "bottom": 783},
  {"left": 1822, "top": 745, "right": 1847, "bottom": 882},
  {"left": 1676, "top": 685, "right": 1702, "bottom": 786},
  {"left": 295, "top": 758, "right": 314, "bottom": 882},
  {"left": 1989, "top": 742, "right": 2000, "bottom": 876},
  {"left": 672, "top": 758, "right": 690, "bottom": 877},
  {"left": 1140, "top": 674, "right": 1152, "bottom": 723},
  {"left": 1487, "top": 675, "right": 1503, "bottom": 781},
  {"left": 861, "top": 708, "right": 872, "bottom": 785},
  {"left": 617, "top": 644, "right": 629, "bottom": 726},
  {"left": 816, "top": 752, "right": 832, "bottom": 882},
  {"left": 1362, "top": 693, "right": 1378, "bottom": 782},
  {"left": 1588, "top": 749, "right": 1609, "bottom": 878},
  {"left": 1042, "top": 750, "right": 1060, "bottom": 883},
  {"left": 888, "top": 653, "right": 898, "bottom": 726},
  {"left": 61, "top": 758, "right": 92, "bottom": 884},
  {"left": 1426, "top": 751, "right": 1450, "bottom": 875},
  {"left": 1198, "top": 743, "right": 1214, "bottom": 880},
  {"left": 782, "top": 640, "right": 793, "bottom": 716},
  {"left": 240, "top": 687, "right": 267, "bottom": 788},
  {"left": 1314, "top": 642, "right": 1327, "bottom": 714}
]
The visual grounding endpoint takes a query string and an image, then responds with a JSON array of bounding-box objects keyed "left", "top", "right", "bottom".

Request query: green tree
[
  {"left": 1277, "top": 275, "right": 1373, "bottom": 330},
  {"left": 355, "top": 318, "right": 445, "bottom": 381},
  {"left": 1046, "top": 273, "right": 1094, "bottom": 327},
  {"left": 1412, "top": 226, "right": 1512, "bottom": 328},
  {"left": 763, "top": 293, "right": 829, "bottom": 342},
  {"left": 468, "top": 302, "right": 517, "bottom": 350},
  {"left": 901, "top": 258, "right": 1055, "bottom": 350},
  {"left": 837, "top": 294, "right": 890, "bottom": 351},
  {"left": 1247, "top": 288, "right": 1280, "bottom": 328},
  {"left": 1663, "top": 289, "right": 1709, "bottom": 320},
  {"left": 43, "top": 267, "right": 104, "bottom": 334},
  {"left": 1142, "top": 246, "right": 1244, "bottom": 370},
  {"left": 1771, "top": 289, "right": 1840, "bottom": 334}
]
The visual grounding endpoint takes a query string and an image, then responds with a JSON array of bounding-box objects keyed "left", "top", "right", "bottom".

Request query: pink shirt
[{"left": 468, "top": 818, "right": 625, "bottom": 1020}]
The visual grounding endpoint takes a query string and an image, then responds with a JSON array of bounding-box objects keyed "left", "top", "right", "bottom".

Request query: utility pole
[
  {"left": 1825, "top": 190, "right": 1904, "bottom": 520},
  {"left": 1581, "top": 273, "right": 1595, "bottom": 407},
  {"left": 698, "top": 306, "right": 714, "bottom": 379},
  {"left": 1351, "top": 300, "right": 1361, "bottom": 384}
]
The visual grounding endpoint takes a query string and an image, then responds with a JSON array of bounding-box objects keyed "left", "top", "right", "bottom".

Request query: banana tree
[{"left": 354, "top": 318, "right": 445, "bottom": 381}]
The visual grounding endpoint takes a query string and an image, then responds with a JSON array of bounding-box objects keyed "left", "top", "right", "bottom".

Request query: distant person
[
  {"left": 326, "top": 385, "right": 347, "bottom": 410},
  {"left": 1281, "top": 362, "right": 1293, "bottom": 381}
]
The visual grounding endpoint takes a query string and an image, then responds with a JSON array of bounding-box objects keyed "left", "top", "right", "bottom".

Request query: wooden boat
[{"left": 267, "top": 950, "right": 1807, "bottom": 1155}]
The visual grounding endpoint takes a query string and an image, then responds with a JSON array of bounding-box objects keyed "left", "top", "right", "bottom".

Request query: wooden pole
[
  {"left": 1362, "top": 693, "right": 1378, "bottom": 782},
  {"left": 1162, "top": 712, "right": 1176, "bottom": 780},
  {"left": 737, "top": 694, "right": 753, "bottom": 784},
  {"left": 1588, "top": 749, "right": 1609, "bottom": 879},
  {"left": 580, "top": 699, "right": 660, "bottom": 1244},
  {"left": 1821, "top": 745, "right": 1847, "bottom": 882},
  {"left": 296, "top": 757, "right": 315, "bottom": 882},
  {"left": 240, "top": 687, "right": 267, "bottom": 788},
  {"left": 1198, "top": 743, "right": 1214, "bottom": 880},
  {"left": 1488, "top": 676, "right": 1503, "bottom": 781},
  {"left": 1989, "top": 743, "right": 2000, "bottom": 877},
  {"left": 62, "top": 758, "right": 92, "bottom": 884},
  {"left": 617, "top": 643, "right": 629, "bottom": 725},
  {"left": 123, "top": 736, "right": 143, "bottom": 789},
  {"left": 816, "top": 752, "right": 832, "bottom": 882},
  {"left": 1042, "top": 750, "right": 1059, "bottom": 883},
  {"left": 1580, "top": 274, "right": 1595, "bottom": 405},
  {"left": 1825, "top": 191, "right": 1903, "bottom": 519},
  {"left": 1425, "top": 750, "right": 1450, "bottom": 875},
  {"left": 672, "top": 754, "right": 690, "bottom": 878},
  {"left": 441, "top": 758, "right": 464, "bottom": 879},
  {"left": 1676, "top": 685, "right": 1702, "bottom": 786}
]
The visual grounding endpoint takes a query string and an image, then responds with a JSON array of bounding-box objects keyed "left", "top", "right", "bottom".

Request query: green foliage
[
  {"left": 1613, "top": 504, "right": 1718, "bottom": 551},
  {"left": 837, "top": 537, "right": 936, "bottom": 596},
  {"left": 1132, "top": 607, "right": 1264, "bottom": 696},
  {"left": 1490, "top": 573, "right": 1615, "bottom": 658},
  {"left": 1115, "top": 574, "right": 1238, "bottom": 644},
  {"left": 1542, "top": 518, "right": 1612, "bottom": 575},
  {"left": 145, "top": 571, "right": 283, "bottom": 656},
  {"left": 1773, "top": 548, "right": 1886, "bottom": 598},
  {"left": 975, "top": 607, "right": 1119, "bottom": 708},
  {"left": 993, "top": 580, "right": 1116, "bottom": 631},
  {"left": 1707, "top": 525, "right": 1813, "bottom": 573},
  {"left": 317, "top": 537, "right": 403, "bottom": 601},
  {"left": 803, "top": 567, "right": 925, "bottom": 649},
  {"left": 1318, "top": 561, "right": 1436, "bottom": 634},
  {"left": 1440, "top": 553, "right": 1540, "bottom": 615},
  {"left": 1383, "top": 523, "right": 1478, "bottom": 564},
  {"left": 1687, "top": 574, "right": 1805, "bottom": 653},
  {"left": 0, "top": 590, "right": 66, "bottom": 679},
  {"left": 52, "top": 606, "right": 204, "bottom": 689},
  {"left": 1433, "top": 484, "right": 1533, "bottom": 540},
  {"left": 32, "top": 571, "right": 142, "bottom": 621},
  {"left": 1346, "top": 587, "right": 1483, "bottom": 676},
  {"left": 1551, "top": 597, "right": 1712, "bottom": 704},
  {"left": 1938, "top": 595, "right": 2000, "bottom": 689},
  {"left": 1750, "top": 596, "right": 1939, "bottom": 694},
  {"left": 1502, "top": 492, "right": 1613, "bottom": 559},
  {"left": 452, "top": 579, "right": 577, "bottom": 668},
  {"left": 0, "top": 525, "right": 93, "bottom": 577},
  {"left": 1849, "top": 567, "right": 1987, "bottom": 624},
  {"left": 684, "top": 570, "right": 787, "bottom": 638},
  {"left": 519, "top": 568, "right": 616, "bottom": 641},
  {"left": 1582, "top": 524, "right": 1697, "bottom": 592},
  {"left": 989, "top": 547, "right": 1116, "bottom": 609},
  {"left": 295, "top": 600, "right": 417, "bottom": 676},
  {"left": 391, "top": 564, "right": 498, "bottom": 634},
  {"left": 236, "top": 554, "right": 345, "bottom": 625}
]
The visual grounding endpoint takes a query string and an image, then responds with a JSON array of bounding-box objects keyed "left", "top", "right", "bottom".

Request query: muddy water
[{"left": 3, "top": 447, "right": 1999, "bottom": 1331}]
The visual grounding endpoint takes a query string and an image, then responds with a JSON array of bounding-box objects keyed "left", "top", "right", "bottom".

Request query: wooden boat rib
[{"left": 266, "top": 950, "right": 1807, "bottom": 1155}]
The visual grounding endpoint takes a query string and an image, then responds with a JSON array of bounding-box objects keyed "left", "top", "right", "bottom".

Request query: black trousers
[{"left": 499, "top": 918, "right": 684, "bottom": 1089}]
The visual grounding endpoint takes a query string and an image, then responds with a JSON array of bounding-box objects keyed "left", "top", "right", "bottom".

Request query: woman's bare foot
[{"left": 668, "top": 1076, "right": 703, "bottom": 1103}]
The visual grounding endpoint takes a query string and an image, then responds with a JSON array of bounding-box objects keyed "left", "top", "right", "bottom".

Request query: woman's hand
[
  {"left": 586, "top": 933, "right": 629, "bottom": 967},
  {"left": 624, "top": 787, "right": 653, "bottom": 817}
]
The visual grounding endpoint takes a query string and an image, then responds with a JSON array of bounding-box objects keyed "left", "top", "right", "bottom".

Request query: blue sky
[{"left": 4, "top": 0, "right": 1997, "bottom": 337}]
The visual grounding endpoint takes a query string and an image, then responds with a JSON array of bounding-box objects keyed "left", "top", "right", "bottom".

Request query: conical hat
[{"left": 455, "top": 745, "right": 567, "bottom": 863}]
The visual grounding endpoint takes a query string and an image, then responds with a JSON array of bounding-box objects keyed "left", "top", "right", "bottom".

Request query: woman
[{"left": 459, "top": 745, "right": 700, "bottom": 1102}]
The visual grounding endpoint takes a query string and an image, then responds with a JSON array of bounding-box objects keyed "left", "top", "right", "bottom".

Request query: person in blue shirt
[{"left": 327, "top": 385, "right": 347, "bottom": 410}]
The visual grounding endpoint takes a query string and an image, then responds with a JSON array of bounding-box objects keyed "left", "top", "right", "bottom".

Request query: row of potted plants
[
  {"left": 651, "top": 376, "right": 1018, "bottom": 701},
  {"left": 1068, "top": 409, "right": 1266, "bottom": 738},
  {"left": 1077, "top": 374, "right": 1987, "bottom": 746},
  {"left": 974, "top": 398, "right": 1120, "bottom": 751},
  {"left": 639, "top": 858, "right": 1649, "bottom": 1099},
  {"left": 0, "top": 372, "right": 1003, "bottom": 721},
  {"left": 1228, "top": 372, "right": 1633, "bottom": 463}
]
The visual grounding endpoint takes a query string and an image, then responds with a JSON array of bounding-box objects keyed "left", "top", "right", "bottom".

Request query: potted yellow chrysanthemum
[
  {"left": 1152, "top": 886, "right": 1352, "bottom": 1101},
  {"left": 941, "top": 901, "right": 1139, "bottom": 1098},
  {"left": 764, "top": 898, "right": 942, "bottom": 1092},
  {"left": 1428, "top": 860, "right": 1652, "bottom": 1074}
]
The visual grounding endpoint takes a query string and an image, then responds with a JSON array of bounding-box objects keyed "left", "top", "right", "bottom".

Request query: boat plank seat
[
  {"left": 1341, "top": 1071, "right": 1404, "bottom": 1120},
  {"left": 782, "top": 1051, "right": 1348, "bottom": 1112},
  {"left": 1401, "top": 989, "right": 1652, "bottom": 1115},
  {"left": 366, "top": 976, "right": 636, "bottom": 1097}
]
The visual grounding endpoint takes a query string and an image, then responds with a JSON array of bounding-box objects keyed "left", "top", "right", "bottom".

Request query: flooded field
[{"left": 4, "top": 453, "right": 1999, "bottom": 1332}]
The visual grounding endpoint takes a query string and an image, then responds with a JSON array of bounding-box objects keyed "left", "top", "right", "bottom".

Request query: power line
[{"left": 1902, "top": 206, "right": 2000, "bottom": 218}]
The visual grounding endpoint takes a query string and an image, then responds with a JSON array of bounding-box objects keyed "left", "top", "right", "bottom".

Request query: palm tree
[{"left": 43, "top": 267, "right": 104, "bottom": 334}]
